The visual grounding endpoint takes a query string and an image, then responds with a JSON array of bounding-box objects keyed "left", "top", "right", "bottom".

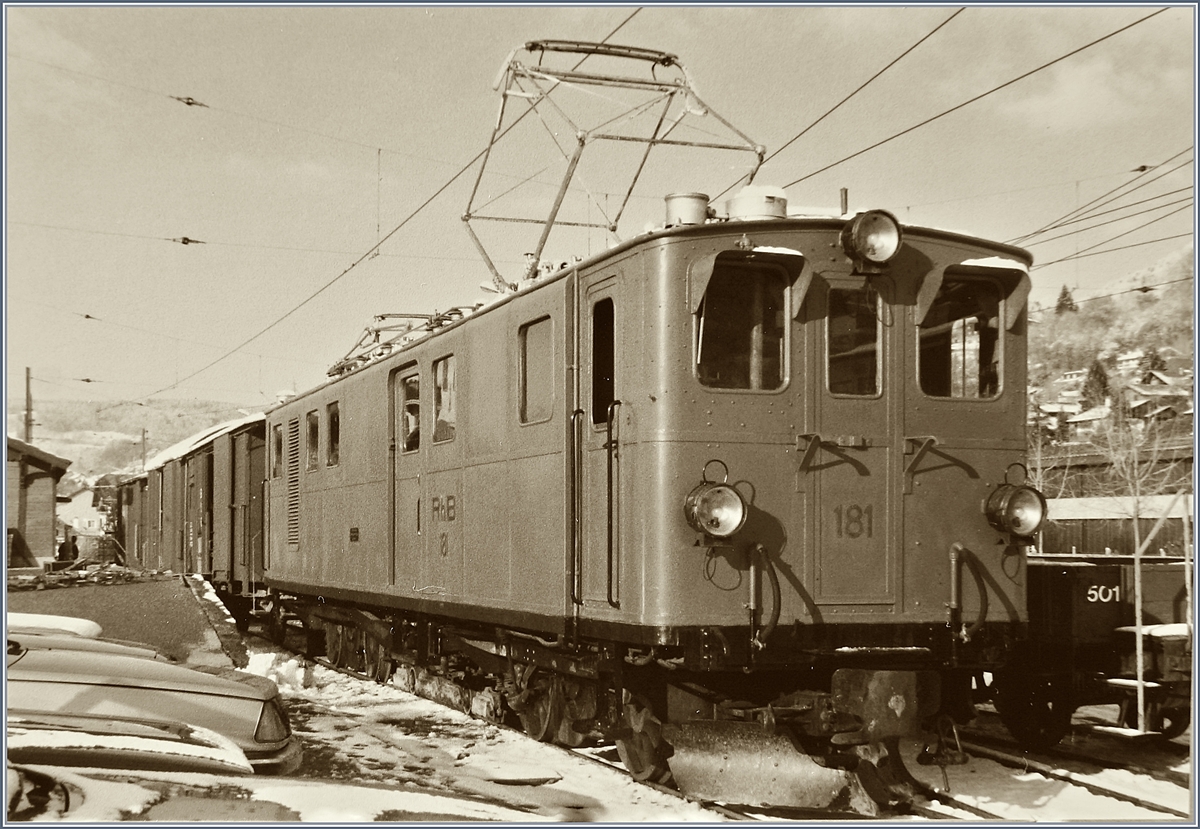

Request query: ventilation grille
[{"left": 286, "top": 417, "right": 301, "bottom": 545}]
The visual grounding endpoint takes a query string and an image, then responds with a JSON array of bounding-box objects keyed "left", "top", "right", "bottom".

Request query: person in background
[{"left": 57, "top": 533, "right": 79, "bottom": 562}]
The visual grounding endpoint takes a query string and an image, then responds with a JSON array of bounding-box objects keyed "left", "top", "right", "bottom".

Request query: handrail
[
  {"left": 569, "top": 409, "right": 585, "bottom": 606},
  {"left": 606, "top": 400, "right": 623, "bottom": 609}
]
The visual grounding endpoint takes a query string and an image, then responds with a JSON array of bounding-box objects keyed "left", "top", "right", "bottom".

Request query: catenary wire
[
  {"left": 1039, "top": 203, "right": 1192, "bottom": 261},
  {"left": 1010, "top": 148, "right": 1193, "bottom": 244},
  {"left": 6, "top": 219, "right": 509, "bottom": 264},
  {"left": 130, "top": 8, "right": 643, "bottom": 402},
  {"left": 1032, "top": 234, "right": 1193, "bottom": 269},
  {"left": 1021, "top": 197, "right": 1193, "bottom": 248},
  {"left": 780, "top": 8, "right": 1169, "bottom": 190},
  {"left": 1027, "top": 187, "right": 1192, "bottom": 232},
  {"left": 1035, "top": 276, "right": 1193, "bottom": 305},
  {"left": 713, "top": 7, "right": 964, "bottom": 202}
]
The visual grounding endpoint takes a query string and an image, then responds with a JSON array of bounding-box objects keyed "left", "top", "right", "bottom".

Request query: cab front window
[{"left": 695, "top": 261, "right": 787, "bottom": 391}]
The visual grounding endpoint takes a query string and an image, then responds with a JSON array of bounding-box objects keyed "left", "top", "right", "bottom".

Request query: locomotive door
[
  {"left": 808, "top": 275, "right": 897, "bottom": 605},
  {"left": 577, "top": 281, "right": 622, "bottom": 609},
  {"left": 390, "top": 367, "right": 422, "bottom": 589}
]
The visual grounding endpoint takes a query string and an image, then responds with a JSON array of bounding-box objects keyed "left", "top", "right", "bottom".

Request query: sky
[{"left": 5, "top": 4, "right": 1196, "bottom": 409}]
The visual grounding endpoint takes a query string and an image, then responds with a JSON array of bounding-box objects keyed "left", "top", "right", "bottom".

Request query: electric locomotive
[
  {"left": 256, "top": 41, "right": 1048, "bottom": 811},
  {"left": 261, "top": 205, "right": 1046, "bottom": 810}
]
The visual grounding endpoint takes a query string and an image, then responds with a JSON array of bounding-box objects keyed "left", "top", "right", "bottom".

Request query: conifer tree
[{"left": 1055, "top": 284, "right": 1078, "bottom": 314}]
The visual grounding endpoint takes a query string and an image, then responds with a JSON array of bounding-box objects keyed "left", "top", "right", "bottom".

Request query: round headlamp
[
  {"left": 840, "top": 210, "right": 903, "bottom": 266},
  {"left": 985, "top": 484, "right": 1047, "bottom": 538},
  {"left": 684, "top": 482, "right": 748, "bottom": 538}
]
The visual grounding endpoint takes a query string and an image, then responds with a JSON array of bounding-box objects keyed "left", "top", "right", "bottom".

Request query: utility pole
[
  {"left": 17, "top": 367, "right": 31, "bottom": 561},
  {"left": 142, "top": 428, "right": 148, "bottom": 471},
  {"left": 24, "top": 366, "right": 33, "bottom": 441}
]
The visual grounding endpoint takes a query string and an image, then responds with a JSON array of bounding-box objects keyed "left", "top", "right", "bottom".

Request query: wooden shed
[{"left": 7, "top": 436, "right": 72, "bottom": 566}]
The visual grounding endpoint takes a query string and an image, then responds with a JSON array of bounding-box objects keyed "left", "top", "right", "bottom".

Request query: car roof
[
  {"left": 7, "top": 613, "right": 102, "bottom": 638},
  {"left": 7, "top": 645, "right": 272, "bottom": 702},
  {"left": 7, "top": 710, "right": 254, "bottom": 776},
  {"left": 10, "top": 631, "right": 167, "bottom": 661}
]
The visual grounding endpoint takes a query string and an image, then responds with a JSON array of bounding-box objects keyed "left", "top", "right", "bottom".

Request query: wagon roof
[{"left": 144, "top": 412, "right": 264, "bottom": 471}]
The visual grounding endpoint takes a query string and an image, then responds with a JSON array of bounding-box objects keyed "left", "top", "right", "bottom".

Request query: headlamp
[
  {"left": 684, "top": 481, "right": 748, "bottom": 538},
  {"left": 840, "top": 210, "right": 903, "bottom": 268},
  {"left": 985, "top": 484, "right": 1047, "bottom": 538}
]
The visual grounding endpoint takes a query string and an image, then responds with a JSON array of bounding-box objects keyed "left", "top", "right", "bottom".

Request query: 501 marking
[{"left": 1086, "top": 585, "right": 1121, "bottom": 603}]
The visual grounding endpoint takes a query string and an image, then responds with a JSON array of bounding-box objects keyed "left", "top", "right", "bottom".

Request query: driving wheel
[
  {"left": 615, "top": 693, "right": 673, "bottom": 784},
  {"left": 513, "top": 667, "right": 563, "bottom": 742}
]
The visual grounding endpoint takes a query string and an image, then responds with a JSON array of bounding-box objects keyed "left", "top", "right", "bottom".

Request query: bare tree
[{"left": 1088, "top": 408, "right": 1192, "bottom": 731}]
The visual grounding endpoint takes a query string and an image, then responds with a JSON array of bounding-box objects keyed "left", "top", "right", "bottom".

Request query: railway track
[
  {"left": 247, "top": 622, "right": 1190, "bottom": 821},
  {"left": 957, "top": 736, "right": 1191, "bottom": 819}
]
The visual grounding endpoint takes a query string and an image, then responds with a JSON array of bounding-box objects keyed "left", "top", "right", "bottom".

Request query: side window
[
  {"left": 519, "top": 317, "right": 553, "bottom": 423},
  {"left": 401, "top": 373, "right": 420, "bottom": 452},
  {"left": 828, "top": 287, "right": 880, "bottom": 396},
  {"left": 306, "top": 410, "right": 319, "bottom": 470},
  {"left": 433, "top": 356, "right": 456, "bottom": 442},
  {"left": 326, "top": 401, "right": 340, "bottom": 466},
  {"left": 271, "top": 423, "right": 283, "bottom": 478},
  {"left": 592, "top": 299, "right": 615, "bottom": 424},
  {"left": 919, "top": 279, "right": 1001, "bottom": 399},
  {"left": 696, "top": 262, "right": 787, "bottom": 390}
]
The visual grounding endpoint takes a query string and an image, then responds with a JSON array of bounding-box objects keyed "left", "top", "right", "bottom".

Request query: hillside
[
  {"left": 6, "top": 398, "right": 259, "bottom": 482},
  {"left": 1028, "top": 243, "right": 1195, "bottom": 386}
]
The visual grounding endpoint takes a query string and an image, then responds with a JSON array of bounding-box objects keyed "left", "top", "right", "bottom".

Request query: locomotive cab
[{"left": 564, "top": 205, "right": 1046, "bottom": 804}]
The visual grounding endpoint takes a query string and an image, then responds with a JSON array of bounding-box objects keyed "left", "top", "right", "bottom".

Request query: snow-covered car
[
  {"left": 7, "top": 612, "right": 103, "bottom": 638},
  {"left": 11, "top": 630, "right": 172, "bottom": 662},
  {"left": 6, "top": 639, "right": 301, "bottom": 774},
  {"left": 7, "top": 710, "right": 253, "bottom": 776}
]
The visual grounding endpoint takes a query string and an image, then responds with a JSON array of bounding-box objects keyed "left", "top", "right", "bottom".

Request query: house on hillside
[
  {"left": 6, "top": 436, "right": 72, "bottom": 566},
  {"left": 1115, "top": 349, "right": 1145, "bottom": 375},
  {"left": 57, "top": 484, "right": 110, "bottom": 559}
]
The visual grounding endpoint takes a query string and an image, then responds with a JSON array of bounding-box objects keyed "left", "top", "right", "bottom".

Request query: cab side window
[
  {"left": 919, "top": 279, "right": 1001, "bottom": 399},
  {"left": 696, "top": 262, "right": 787, "bottom": 391},
  {"left": 305, "top": 410, "right": 319, "bottom": 470},
  {"left": 520, "top": 317, "right": 553, "bottom": 423},
  {"left": 271, "top": 423, "right": 283, "bottom": 478},
  {"left": 433, "top": 356, "right": 456, "bottom": 442},
  {"left": 401, "top": 374, "right": 420, "bottom": 452},
  {"left": 326, "top": 401, "right": 340, "bottom": 466}
]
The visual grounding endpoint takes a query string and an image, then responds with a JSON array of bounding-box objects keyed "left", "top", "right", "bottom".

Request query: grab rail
[{"left": 606, "top": 400, "right": 622, "bottom": 608}]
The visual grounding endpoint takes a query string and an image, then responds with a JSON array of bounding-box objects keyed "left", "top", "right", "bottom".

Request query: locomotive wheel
[
  {"left": 363, "top": 633, "right": 393, "bottom": 684},
  {"left": 516, "top": 670, "right": 564, "bottom": 743},
  {"left": 615, "top": 694, "right": 673, "bottom": 784},
  {"left": 345, "top": 627, "right": 367, "bottom": 673},
  {"left": 394, "top": 662, "right": 418, "bottom": 693},
  {"left": 993, "top": 668, "right": 1073, "bottom": 751},
  {"left": 324, "top": 623, "right": 346, "bottom": 667},
  {"left": 266, "top": 599, "right": 287, "bottom": 647},
  {"left": 304, "top": 623, "right": 326, "bottom": 658}
]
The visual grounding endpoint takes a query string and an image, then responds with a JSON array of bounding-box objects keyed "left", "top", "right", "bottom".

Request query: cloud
[
  {"left": 994, "top": 54, "right": 1189, "bottom": 130},
  {"left": 7, "top": 10, "right": 114, "bottom": 123}
]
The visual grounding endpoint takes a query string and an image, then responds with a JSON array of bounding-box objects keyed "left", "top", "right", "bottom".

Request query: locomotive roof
[
  {"left": 268, "top": 212, "right": 1032, "bottom": 415},
  {"left": 143, "top": 411, "right": 265, "bottom": 472}
]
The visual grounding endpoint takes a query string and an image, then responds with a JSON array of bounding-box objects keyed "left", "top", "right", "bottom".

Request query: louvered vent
[{"left": 286, "top": 417, "right": 301, "bottom": 544}]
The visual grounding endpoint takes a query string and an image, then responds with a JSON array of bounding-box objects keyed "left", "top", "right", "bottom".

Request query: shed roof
[{"left": 6, "top": 436, "right": 72, "bottom": 473}]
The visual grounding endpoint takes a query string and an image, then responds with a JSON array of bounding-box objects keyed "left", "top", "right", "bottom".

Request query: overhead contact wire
[
  {"left": 781, "top": 8, "right": 1169, "bottom": 190},
  {"left": 135, "top": 8, "right": 644, "bottom": 400},
  {"left": 715, "top": 7, "right": 964, "bottom": 201},
  {"left": 1011, "top": 153, "right": 1193, "bottom": 244}
]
